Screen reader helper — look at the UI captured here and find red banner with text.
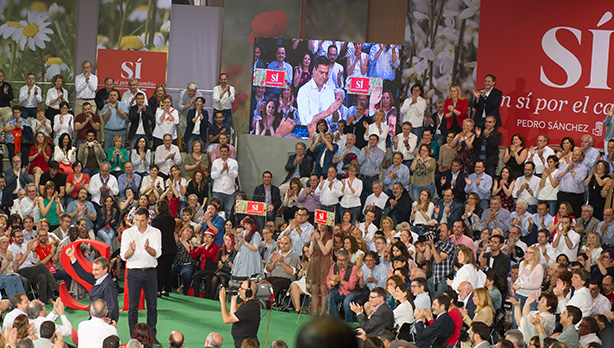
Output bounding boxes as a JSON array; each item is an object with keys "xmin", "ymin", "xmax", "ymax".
[
  {"xmin": 477, "ymin": 1, "xmax": 614, "ymax": 148},
  {"xmin": 96, "ymin": 49, "xmax": 168, "ymax": 98}
]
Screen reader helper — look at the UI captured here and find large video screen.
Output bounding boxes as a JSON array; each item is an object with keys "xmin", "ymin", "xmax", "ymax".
[{"xmin": 249, "ymin": 38, "xmax": 404, "ymax": 138}]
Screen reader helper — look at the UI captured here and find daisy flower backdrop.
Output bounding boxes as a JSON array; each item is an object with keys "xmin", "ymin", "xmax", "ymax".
[
  {"xmin": 97, "ymin": 0, "xmax": 171, "ymax": 52},
  {"xmin": 0, "ymin": 0, "xmax": 76, "ymax": 86}
]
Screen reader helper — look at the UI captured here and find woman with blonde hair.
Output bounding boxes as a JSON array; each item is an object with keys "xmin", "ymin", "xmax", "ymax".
[
  {"xmin": 443, "ymin": 85, "xmax": 468, "ymax": 135},
  {"xmin": 364, "ymin": 109, "xmax": 389, "ymax": 151},
  {"xmin": 380, "ymin": 216, "xmax": 395, "ymax": 242},
  {"xmin": 448, "ymin": 244, "xmax": 486, "ymax": 291},
  {"xmin": 107, "ymin": 134, "xmax": 129, "ymax": 178},
  {"xmin": 580, "ymin": 231, "xmax": 603, "ymax": 266},
  {"xmin": 460, "ymin": 287, "xmax": 495, "ymax": 326},
  {"xmin": 512, "ymin": 245, "xmax": 543, "ymax": 313}
]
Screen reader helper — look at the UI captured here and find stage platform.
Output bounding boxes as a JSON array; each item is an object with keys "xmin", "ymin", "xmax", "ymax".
[{"xmin": 61, "ymin": 292, "xmax": 308, "ymax": 348}]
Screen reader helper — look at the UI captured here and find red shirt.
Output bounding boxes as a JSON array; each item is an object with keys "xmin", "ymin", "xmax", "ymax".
[
  {"xmin": 75, "ymin": 113, "xmax": 101, "ymax": 141},
  {"xmin": 36, "ymin": 243, "xmax": 54, "ymax": 269},
  {"xmin": 447, "ymin": 307, "xmax": 463, "ymax": 345}
]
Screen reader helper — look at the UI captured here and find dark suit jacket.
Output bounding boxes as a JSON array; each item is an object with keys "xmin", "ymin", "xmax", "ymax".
[
  {"xmin": 473, "ymin": 88, "xmax": 503, "ymax": 127},
  {"xmin": 464, "ymin": 293, "xmax": 476, "ymax": 318},
  {"xmin": 283, "ymin": 153, "xmax": 314, "ymax": 183},
  {"xmin": 473, "ymin": 129, "xmax": 502, "ymax": 166},
  {"xmin": 482, "ymin": 251, "xmax": 511, "ymax": 283},
  {"xmin": 437, "ymin": 170, "xmax": 467, "ymax": 203},
  {"xmin": 127, "ymin": 104, "xmax": 154, "ymax": 140},
  {"xmin": 390, "ymin": 190, "xmax": 412, "ymax": 225},
  {"xmin": 185, "ymin": 107, "xmax": 209, "ymax": 141},
  {"xmin": 253, "ymin": 184, "xmax": 282, "ymax": 213},
  {"xmin": 4, "ymin": 168, "xmax": 32, "ymax": 198},
  {"xmin": 347, "ymin": 115, "xmax": 372, "ymax": 149},
  {"xmin": 415, "ymin": 312, "xmax": 455, "ymax": 348},
  {"xmin": 358, "ymin": 302, "xmax": 395, "ymax": 336},
  {"xmin": 0, "ymin": 188, "xmax": 13, "ymax": 214},
  {"xmin": 434, "ymin": 199, "xmax": 463, "ymax": 224},
  {"xmin": 72, "ymin": 260, "xmax": 119, "ymax": 322}
]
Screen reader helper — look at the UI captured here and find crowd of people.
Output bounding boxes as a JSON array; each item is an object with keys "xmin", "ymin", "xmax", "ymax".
[{"xmin": 1, "ymin": 52, "xmax": 614, "ymax": 348}]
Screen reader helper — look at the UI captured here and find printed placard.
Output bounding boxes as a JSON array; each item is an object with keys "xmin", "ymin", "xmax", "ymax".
[
  {"xmin": 314, "ymin": 209, "xmax": 335, "ymax": 226},
  {"xmin": 235, "ymin": 200, "xmax": 267, "ymax": 216},
  {"xmin": 346, "ymin": 77, "xmax": 382, "ymax": 95}
]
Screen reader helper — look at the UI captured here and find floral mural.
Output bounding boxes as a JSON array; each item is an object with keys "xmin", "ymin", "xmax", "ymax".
[
  {"xmin": 0, "ymin": 0, "xmax": 76, "ymax": 85},
  {"xmin": 97, "ymin": 0, "xmax": 171, "ymax": 52},
  {"xmin": 402, "ymin": 0, "xmax": 480, "ymax": 110}
]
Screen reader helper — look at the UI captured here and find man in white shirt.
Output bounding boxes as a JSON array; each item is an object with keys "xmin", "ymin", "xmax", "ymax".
[
  {"xmin": 3, "ymin": 293, "xmax": 29, "ymax": 331},
  {"xmin": 532, "ymin": 229, "xmax": 556, "ymax": 267},
  {"xmin": 578, "ymin": 317, "xmax": 602, "ymax": 348},
  {"xmin": 20, "ymin": 184, "xmax": 40, "ymax": 224},
  {"xmin": 26, "ymin": 298, "xmax": 72, "ymax": 338},
  {"xmin": 363, "ymin": 181, "xmax": 389, "ymax": 224},
  {"xmin": 77, "ymin": 299, "xmax": 118, "ymax": 348},
  {"xmin": 154, "ymin": 134, "xmax": 182, "ymax": 180},
  {"xmin": 552, "ymin": 216, "xmax": 581, "ymax": 262},
  {"xmin": 121, "ymin": 78, "xmax": 148, "ymax": 108},
  {"xmin": 527, "ymin": 134, "xmax": 555, "ymax": 176},
  {"xmin": 120, "ymin": 208, "xmax": 162, "ymax": 346},
  {"xmin": 393, "ymin": 122, "xmax": 418, "ymax": 166},
  {"xmin": 559, "ymin": 269, "xmax": 593, "ymax": 318},
  {"xmin": 513, "ymin": 162, "xmax": 541, "ymax": 213},
  {"xmin": 19, "ymin": 73, "xmax": 42, "ymax": 118},
  {"xmin": 88, "ymin": 162, "xmax": 119, "ymax": 208},
  {"xmin": 212, "ymin": 73, "xmax": 235, "ymax": 125},
  {"xmin": 326, "ymin": 45, "xmax": 344, "ymax": 88},
  {"xmin": 589, "ymin": 281, "xmax": 612, "ymax": 316},
  {"xmin": 9, "ymin": 230, "xmax": 59, "ymax": 304},
  {"xmin": 297, "ymin": 56, "xmax": 343, "ymax": 133},
  {"xmin": 358, "ymin": 210, "xmax": 378, "ymax": 250},
  {"xmin": 210, "ymin": 145, "xmax": 239, "ymax": 219},
  {"xmin": 314, "ymin": 166, "xmax": 342, "ymax": 211},
  {"xmin": 74, "ymin": 61, "xmax": 98, "ymax": 115}
]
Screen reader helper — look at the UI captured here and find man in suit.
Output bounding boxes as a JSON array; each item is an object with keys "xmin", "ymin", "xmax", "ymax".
[
  {"xmin": 473, "ymin": 115, "xmax": 502, "ymax": 178},
  {"xmin": 469, "ymin": 322, "xmax": 492, "ymax": 348},
  {"xmin": 65, "ymin": 244, "xmax": 119, "ymax": 323},
  {"xmin": 472, "ymin": 74, "xmax": 502, "ymax": 129},
  {"xmin": 350, "ymin": 287, "xmax": 394, "ymax": 337},
  {"xmin": 479, "ymin": 235, "xmax": 511, "ymax": 289},
  {"xmin": 127, "ymin": 92, "xmax": 154, "ymax": 149},
  {"xmin": 434, "ymin": 189, "xmax": 462, "ymax": 225},
  {"xmin": 437, "ymin": 159, "xmax": 467, "ymax": 204},
  {"xmin": 457, "ymin": 281, "xmax": 476, "ymax": 318},
  {"xmin": 4, "ymin": 155, "xmax": 31, "ymax": 200},
  {"xmin": 253, "ymin": 171, "xmax": 282, "ymax": 230},
  {"xmin": 279, "ymin": 142, "xmax": 313, "ymax": 198},
  {"xmin": 412, "ymin": 294, "xmax": 455, "ymax": 348},
  {"xmin": 0, "ymin": 174, "xmax": 13, "ymax": 214}
]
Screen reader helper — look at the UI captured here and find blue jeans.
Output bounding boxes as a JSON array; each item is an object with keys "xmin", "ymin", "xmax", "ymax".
[
  {"xmin": 97, "ymin": 227, "xmax": 116, "ymax": 248},
  {"xmin": 104, "ymin": 129, "xmax": 126, "ymax": 153},
  {"xmin": 326, "ymin": 289, "xmax": 356, "ymax": 323},
  {"xmin": 215, "ymin": 108, "xmax": 233, "ymax": 126},
  {"xmin": 546, "ymin": 200, "xmax": 557, "ymax": 216},
  {"xmin": 0, "ymin": 275, "xmax": 27, "ymax": 300},
  {"xmin": 21, "ymin": 107, "xmax": 37, "ymax": 118},
  {"xmin": 212, "ymin": 191, "xmax": 236, "ymax": 219},
  {"xmin": 428, "ymin": 276, "xmax": 448, "ymax": 297},
  {"xmin": 411, "ymin": 126, "xmax": 424, "ymax": 144},
  {"xmin": 171, "ymin": 264, "xmax": 195, "ymax": 295}
]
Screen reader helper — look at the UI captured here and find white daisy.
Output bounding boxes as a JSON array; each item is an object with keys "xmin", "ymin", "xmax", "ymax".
[
  {"xmin": 20, "ymin": 1, "xmax": 49, "ymax": 17},
  {"xmin": 0, "ymin": 21, "xmax": 24, "ymax": 40},
  {"xmin": 45, "ymin": 57, "xmax": 70, "ymax": 81},
  {"xmin": 128, "ymin": 4, "xmax": 148, "ymax": 22},
  {"xmin": 49, "ymin": 3, "xmax": 66, "ymax": 17},
  {"xmin": 15, "ymin": 11, "xmax": 54, "ymax": 51},
  {"xmin": 161, "ymin": 20, "xmax": 170, "ymax": 33}
]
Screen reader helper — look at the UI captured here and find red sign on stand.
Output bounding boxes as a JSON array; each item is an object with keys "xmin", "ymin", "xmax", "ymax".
[
  {"xmin": 235, "ymin": 200, "xmax": 267, "ymax": 216},
  {"xmin": 264, "ymin": 70, "xmax": 286, "ymax": 88},
  {"xmin": 314, "ymin": 209, "xmax": 334, "ymax": 226},
  {"xmin": 347, "ymin": 77, "xmax": 371, "ymax": 94},
  {"xmin": 96, "ymin": 49, "xmax": 167, "ymax": 98}
]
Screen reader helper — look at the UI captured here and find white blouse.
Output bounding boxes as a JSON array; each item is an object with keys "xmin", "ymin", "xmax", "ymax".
[
  {"xmin": 153, "ymin": 107, "xmax": 179, "ymax": 139},
  {"xmin": 53, "ymin": 113, "xmax": 74, "ymax": 144},
  {"xmin": 400, "ymin": 96, "xmax": 427, "ymax": 128},
  {"xmin": 339, "ymin": 177, "xmax": 363, "ymax": 208},
  {"xmin": 364, "ymin": 123, "xmax": 389, "ymax": 152},
  {"xmin": 411, "ymin": 201, "xmax": 434, "ymax": 225},
  {"xmin": 52, "ymin": 146, "xmax": 76, "ymax": 166},
  {"xmin": 45, "ymin": 87, "xmax": 69, "ymax": 110}
]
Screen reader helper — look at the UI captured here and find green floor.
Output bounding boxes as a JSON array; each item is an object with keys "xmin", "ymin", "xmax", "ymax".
[{"xmin": 59, "ymin": 293, "xmax": 310, "ymax": 348}]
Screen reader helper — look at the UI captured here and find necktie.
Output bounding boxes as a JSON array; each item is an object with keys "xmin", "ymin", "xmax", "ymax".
[{"xmin": 100, "ymin": 175, "xmax": 110, "ymax": 205}]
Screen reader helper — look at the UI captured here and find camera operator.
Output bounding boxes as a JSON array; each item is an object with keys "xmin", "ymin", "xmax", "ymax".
[
  {"xmin": 424, "ymin": 223, "xmax": 456, "ymax": 295},
  {"xmin": 219, "ymin": 280, "xmax": 260, "ymax": 348}
]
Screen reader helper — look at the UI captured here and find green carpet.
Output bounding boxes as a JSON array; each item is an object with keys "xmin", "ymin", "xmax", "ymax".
[{"xmin": 58, "ymin": 293, "xmax": 311, "ymax": 348}]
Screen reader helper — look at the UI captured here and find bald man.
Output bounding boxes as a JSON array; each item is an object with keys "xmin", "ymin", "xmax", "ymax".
[
  {"xmin": 204, "ymin": 332, "xmax": 223, "ymax": 348},
  {"xmin": 265, "ymin": 236, "xmax": 300, "ymax": 307}
]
